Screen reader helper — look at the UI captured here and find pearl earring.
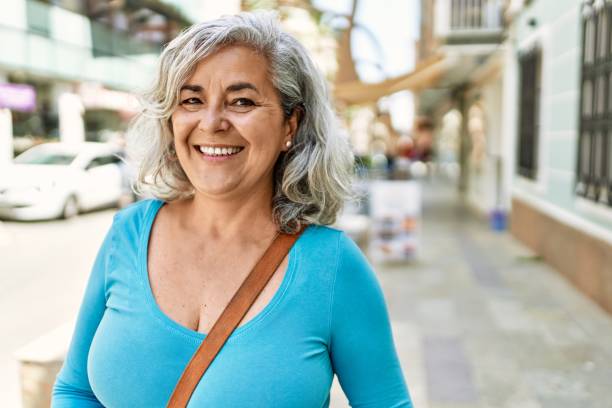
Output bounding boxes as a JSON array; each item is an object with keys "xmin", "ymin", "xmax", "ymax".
[{"xmin": 285, "ymin": 140, "xmax": 292, "ymax": 149}]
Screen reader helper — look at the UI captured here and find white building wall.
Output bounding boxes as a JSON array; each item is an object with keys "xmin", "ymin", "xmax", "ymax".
[
  {"xmin": 0, "ymin": 1, "xmax": 27, "ymax": 30},
  {"xmin": 501, "ymin": 25, "xmax": 519, "ymax": 215},
  {"xmin": 0, "ymin": 0, "xmax": 156, "ymax": 91},
  {"xmin": 0, "ymin": 109, "xmax": 12, "ymax": 167},
  {"xmin": 0, "ymin": 72, "xmax": 12, "ymax": 166},
  {"xmin": 466, "ymin": 76, "xmax": 505, "ymax": 215},
  {"xmin": 510, "ymin": 0, "xmax": 612, "ymax": 236}
]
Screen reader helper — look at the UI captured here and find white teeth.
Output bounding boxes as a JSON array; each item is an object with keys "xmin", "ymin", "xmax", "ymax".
[{"xmin": 197, "ymin": 145, "xmax": 242, "ymax": 156}]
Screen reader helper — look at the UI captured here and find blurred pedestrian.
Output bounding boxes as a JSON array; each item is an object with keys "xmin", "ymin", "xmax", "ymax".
[{"xmin": 51, "ymin": 11, "xmax": 412, "ymax": 408}]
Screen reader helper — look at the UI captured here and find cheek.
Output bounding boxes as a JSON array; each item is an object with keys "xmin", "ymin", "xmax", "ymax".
[
  {"xmin": 171, "ymin": 111, "xmax": 197, "ymax": 139},
  {"xmin": 231, "ymin": 113, "xmax": 285, "ymax": 149}
]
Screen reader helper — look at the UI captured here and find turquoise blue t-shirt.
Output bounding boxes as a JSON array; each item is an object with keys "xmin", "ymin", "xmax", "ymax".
[{"xmin": 51, "ymin": 199, "xmax": 412, "ymax": 407}]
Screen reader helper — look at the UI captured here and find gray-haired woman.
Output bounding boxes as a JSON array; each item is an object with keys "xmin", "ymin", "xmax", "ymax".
[{"xmin": 52, "ymin": 11, "xmax": 413, "ymax": 407}]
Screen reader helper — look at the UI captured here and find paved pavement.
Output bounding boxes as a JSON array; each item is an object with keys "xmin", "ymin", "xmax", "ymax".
[
  {"xmin": 339, "ymin": 179, "xmax": 612, "ymax": 408},
  {"xmin": 0, "ymin": 209, "xmax": 115, "ymax": 407},
  {"xmin": 2, "ymin": 180, "xmax": 612, "ymax": 407}
]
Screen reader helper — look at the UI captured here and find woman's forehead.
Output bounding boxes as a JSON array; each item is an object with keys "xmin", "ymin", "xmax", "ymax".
[{"xmin": 183, "ymin": 45, "xmax": 272, "ymax": 89}]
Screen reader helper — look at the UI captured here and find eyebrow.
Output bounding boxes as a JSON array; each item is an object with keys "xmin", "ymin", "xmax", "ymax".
[
  {"xmin": 180, "ymin": 84, "xmax": 203, "ymax": 92},
  {"xmin": 226, "ymin": 82, "xmax": 260, "ymax": 94},
  {"xmin": 180, "ymin": 82, "xmax": 260, "ymax": 94}
]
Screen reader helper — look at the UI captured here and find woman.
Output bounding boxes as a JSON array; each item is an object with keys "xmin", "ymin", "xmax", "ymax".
[{"xmin": 52, "ymin": 11, "xmax": 413, "ymax": 407}]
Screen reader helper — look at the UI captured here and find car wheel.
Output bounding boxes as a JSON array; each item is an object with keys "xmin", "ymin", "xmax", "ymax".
[{"xmin": 62, "ymin": 195, "xmax": 79, "ymax": 219}]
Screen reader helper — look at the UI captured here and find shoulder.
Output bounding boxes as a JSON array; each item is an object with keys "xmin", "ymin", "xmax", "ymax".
[
  {"xmin": 299, "ymin": 224, "xmax": 343, "ymax": 255},
  {"xmin": 100, "ymin": 198, "xmax": 163, "ymax": 270},
  {"xmin": 113, "ymin": 198, "xmax": 162, "ymax": 228},
  {"xmin": 300, "ymin": 224, "xmax": 369, "ymax": 270},
  {"xmin": 301, "ymin": 224, "xmax": 342, "ymax": 244},
  {"xmin": 110, "ymin": 198, "xmax": 163, "ymax": 242},
  {"xmin": 308, "ymin": 226, "xmax": 379, "ymax": 296},
  {"xmin": 327, "ymin": 226, "xmax": 388, "ymax": 332}
]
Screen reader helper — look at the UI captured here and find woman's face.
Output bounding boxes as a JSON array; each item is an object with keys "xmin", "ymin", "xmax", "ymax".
[{"xmin": 171, "ymin": 45, "xmax": 297, "ymax": 200}]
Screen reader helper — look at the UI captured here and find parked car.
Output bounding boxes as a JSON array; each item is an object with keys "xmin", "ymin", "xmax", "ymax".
[{"xmin": 0, "ymin": 142, "xmax": 129, "ymax": 221}]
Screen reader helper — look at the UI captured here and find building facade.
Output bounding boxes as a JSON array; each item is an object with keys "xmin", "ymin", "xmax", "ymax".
[
  {"xmin": 416, "ymin": 0, "xmax": 507, "ymax": 211},
  {"xmin": 417, "ymin": 0, "xmax": 612, "ymax": 314},
  {"xmin": 0, "ymin": 0, "xmax": 190, "ymax": 165},
  {"xmin": 508, "ymin": 0, "xmax": 612, "ymax": 313}
]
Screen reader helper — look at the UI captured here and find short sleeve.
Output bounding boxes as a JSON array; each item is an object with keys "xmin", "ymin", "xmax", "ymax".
[
  {"xmin": 329, "ymin": 233, "xmax": 413, "ymax": 408},
  {"xmin": 51, "ymin": 216, "xmax": 117, "ymax": 407}
]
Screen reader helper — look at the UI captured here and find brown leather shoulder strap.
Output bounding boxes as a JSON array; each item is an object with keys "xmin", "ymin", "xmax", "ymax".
[{"xmin": 166, "ymin": 226, "xmax": 306, "ymax": 408}]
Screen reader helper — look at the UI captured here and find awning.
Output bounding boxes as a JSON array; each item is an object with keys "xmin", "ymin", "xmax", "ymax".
[
  {"xmin": 333, "ymin": 54, "xmax": 452, "ymax": 105},
  {"xmin": 78, "ymin": 83, "xmax": 139, "ymax": 113}
]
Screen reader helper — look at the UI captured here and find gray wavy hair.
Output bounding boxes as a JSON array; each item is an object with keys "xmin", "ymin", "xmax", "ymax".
[{"xmin": 126, "ymin": 10, "xmax": 354, "ymax": 233}]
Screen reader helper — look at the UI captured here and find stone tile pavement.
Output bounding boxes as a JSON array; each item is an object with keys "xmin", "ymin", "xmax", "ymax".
[{"xmin": 331, "ymin": 180, "xmax": 612, "ymax": 408}]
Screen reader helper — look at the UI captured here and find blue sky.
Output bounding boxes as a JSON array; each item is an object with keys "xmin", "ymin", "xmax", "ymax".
[{"xmin": 313, "ymin": 0, "xmax": 421, "ymax": 131}]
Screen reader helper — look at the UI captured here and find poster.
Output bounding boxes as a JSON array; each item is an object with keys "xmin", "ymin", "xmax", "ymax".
[{"xmin": 369, "ymin": 180, "xmax": 421, "ymax": 262}]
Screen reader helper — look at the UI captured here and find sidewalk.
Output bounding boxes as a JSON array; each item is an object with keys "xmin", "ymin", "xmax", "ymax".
[
  {"xmin": 363, "ymin": 179, "xmax": 612, "ymax": 408},
  {"xmin": 0, "ymin": 220, "xmax": 9, "ymax": 247}
]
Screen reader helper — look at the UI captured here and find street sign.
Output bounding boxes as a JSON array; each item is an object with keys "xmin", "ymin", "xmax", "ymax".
[{"xmin": 0, "ymin": 83, "xmax": 36, "ymax": 112}]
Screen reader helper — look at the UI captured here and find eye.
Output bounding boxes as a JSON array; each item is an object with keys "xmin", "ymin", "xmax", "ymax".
[
  {"xmin": 181, "ymin": 97, "xmax": 202, "ymax": 105},
  {"xmin": 232, "ymin": 98, "xmax": 255, "ymax": 107}
]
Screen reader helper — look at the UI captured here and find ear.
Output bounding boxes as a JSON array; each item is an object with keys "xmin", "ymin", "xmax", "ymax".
[
  {"xmin": 168, "ymin": 116, "xmax": 174, "ymax": 134},
  {"xmin": 283, "ymin": 108, "xmax": 301, "ymax": 151}
]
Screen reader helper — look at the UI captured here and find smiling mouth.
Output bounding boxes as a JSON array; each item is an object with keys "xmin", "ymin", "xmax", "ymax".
[{"xmin": 194, "ymin": 145, "xmax": 245, "ymax": 157}]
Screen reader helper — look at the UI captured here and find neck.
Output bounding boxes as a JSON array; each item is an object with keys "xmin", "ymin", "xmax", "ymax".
[{"xmin": 179, "ymin": 182, "xmax": 278, "ymax": 245}]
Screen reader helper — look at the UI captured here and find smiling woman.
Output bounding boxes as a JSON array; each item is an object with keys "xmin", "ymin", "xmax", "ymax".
[
  {"xmin": 170, "ymin": 45, "xmax": 294, "ymax": 199},
  {"xmin": 127, "ymin": 11, "xmax": 352, "ymax": 233},
  {"xmin": 51, "ymin": 10, "xmax": 413, "ymax": 408}
]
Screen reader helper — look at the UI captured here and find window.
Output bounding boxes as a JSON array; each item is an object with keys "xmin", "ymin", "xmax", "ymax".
[
  {"xmin": 577, "ymin": 3, "xmax": 612, "ymax": 206},
  {"xmin": 26, "ymin": 0, "xmax": 51, "ymax": 38},
  {"xmin": 450, "ymin": 0, "xmax": 478, "ymax": 29},
  {"xmin": 86, "ymin": 154, "xmax": 121, "ymax": 170},
  {"xmin": 516, "ymin": 46, "xmax": 542, "ymax": 180},
  {"xmin": 14, "ymin": 151, "xmax": 76, "ymax": 166}
]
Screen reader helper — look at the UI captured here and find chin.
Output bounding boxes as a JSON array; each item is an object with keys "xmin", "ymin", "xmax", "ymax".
[{"xmin": 192, "ymin": 181, "xmax": 242, "ymax": 198}]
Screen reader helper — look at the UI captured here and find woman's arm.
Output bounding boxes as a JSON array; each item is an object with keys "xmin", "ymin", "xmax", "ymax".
[
  {"xmin": 51, "ymin": 217, "xmax": 116, "ymax": 407},
  {"xmin": 329, "ymin": 234, "xmax": 413, "ymax": 408}
]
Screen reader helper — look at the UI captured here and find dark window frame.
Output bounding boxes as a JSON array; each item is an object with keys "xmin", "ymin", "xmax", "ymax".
[
  {"xmin": 516, "ymin": 46, "xmax": 542, "ymax": 180},
  {"xmin": 577, "ymin": 4, "xmax": 612, "ymax": 207}
]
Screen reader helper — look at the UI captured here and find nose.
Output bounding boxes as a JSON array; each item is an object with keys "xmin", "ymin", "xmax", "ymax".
[{"xmin": 197, "ymin": 106, "xmax": 230, "ymax": 134}]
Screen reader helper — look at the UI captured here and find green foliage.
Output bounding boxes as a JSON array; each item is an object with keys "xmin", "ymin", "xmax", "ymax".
[{"xmin": 243, "ymin": 0, "xmax": 278, "ymax": 11}]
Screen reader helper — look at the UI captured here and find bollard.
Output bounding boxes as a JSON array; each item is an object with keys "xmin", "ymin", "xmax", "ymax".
[
  {"xmin": 13, "ymin": 322, "xmax": 73, "ymax": 408},
  {"xmin": 489, "ymin": 208, "xmax": 508, "ymax": 231}
]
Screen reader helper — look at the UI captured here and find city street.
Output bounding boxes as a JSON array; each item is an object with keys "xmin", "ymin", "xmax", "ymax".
[
  {"xmin": 2, "ymin": 1, "xmax": 612, "ymax": 407},
  {"xmin": 2, "ymin": 181, "xmax": 612, "ymax": 407}
]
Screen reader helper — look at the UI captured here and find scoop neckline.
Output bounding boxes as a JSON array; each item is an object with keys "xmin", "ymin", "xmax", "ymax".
[{"xmin": 138, "ymin": 199, "xmax": 302, "ymax": 344}]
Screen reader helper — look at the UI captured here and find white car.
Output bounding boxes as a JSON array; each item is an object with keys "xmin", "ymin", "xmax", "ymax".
[{"xmin": 0, "ymin": 142, "xmax": 127, "ymax": 221}]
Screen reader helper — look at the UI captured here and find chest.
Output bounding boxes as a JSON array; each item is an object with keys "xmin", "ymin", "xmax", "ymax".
[
  {"xmin": 89, "ymin": 311, "xmax": 333, "ymax": 408},
  {"xmin": 146, "ymin": 232, "xmax": 288, "ymax": 335}
]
